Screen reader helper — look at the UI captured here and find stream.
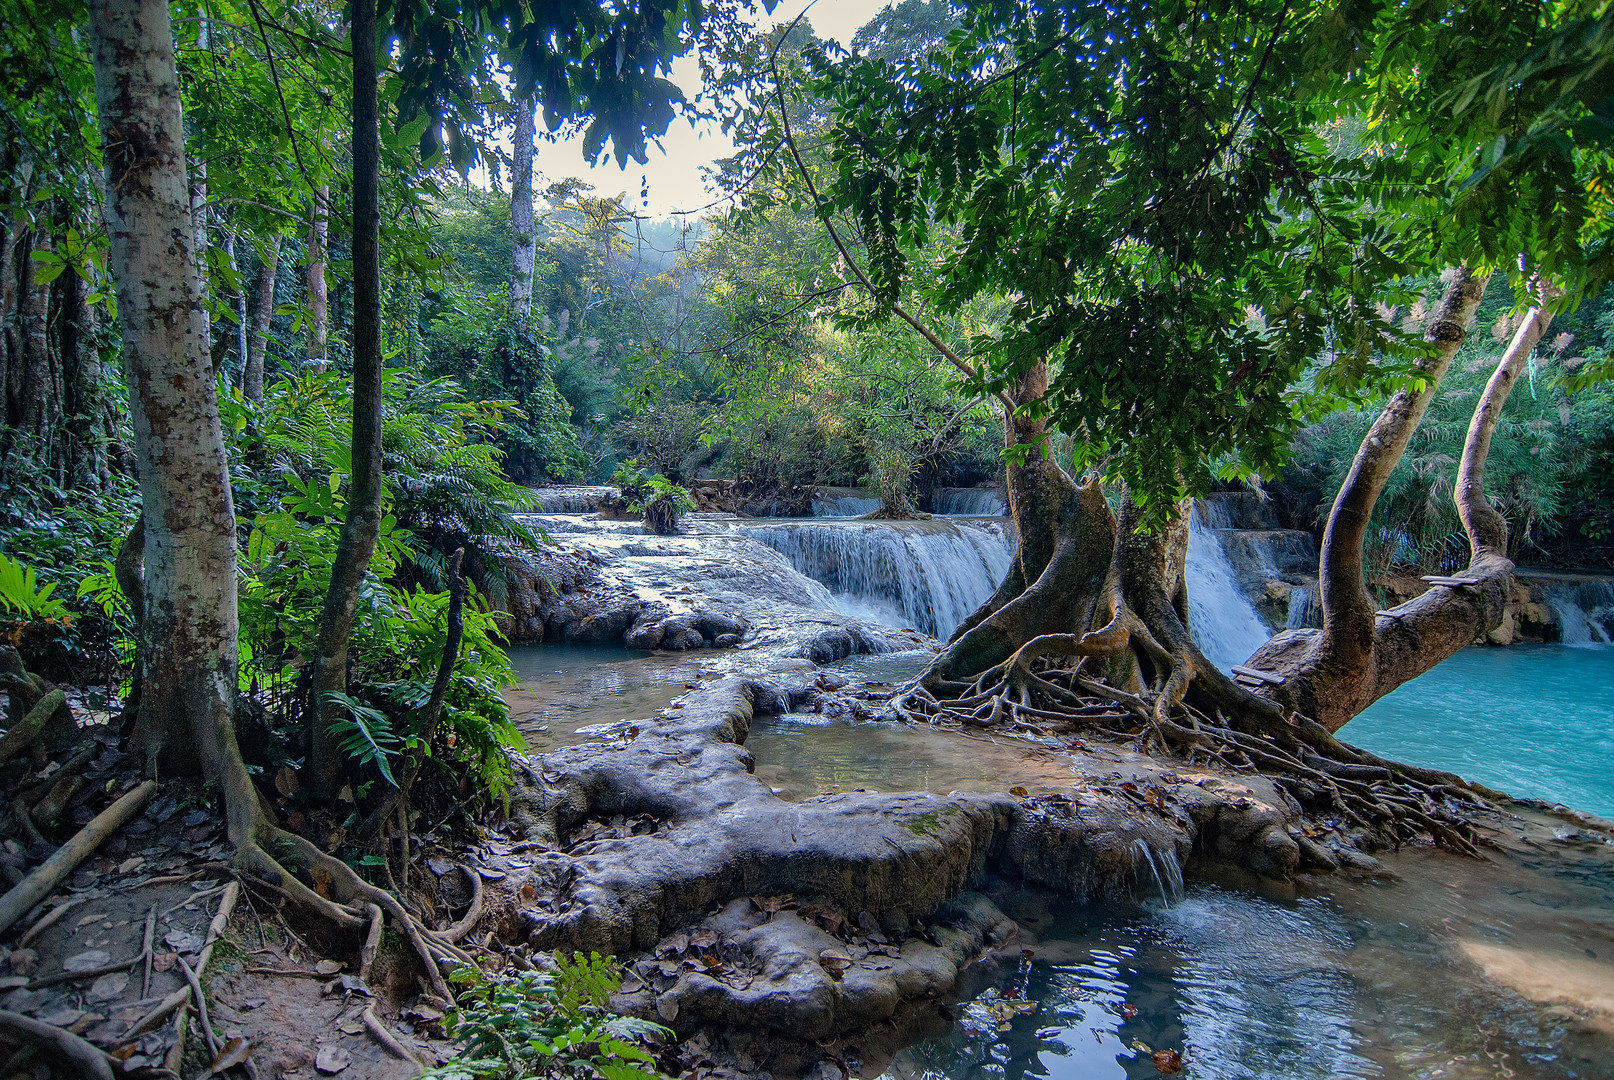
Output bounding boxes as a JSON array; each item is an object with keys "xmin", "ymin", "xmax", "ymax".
[{"xmin": 506, "ymin": 497, "xmax": 1614, "ymax": 1080}]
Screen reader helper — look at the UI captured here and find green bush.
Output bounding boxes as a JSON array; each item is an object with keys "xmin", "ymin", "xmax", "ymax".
[
  {"xmin": 610, "ymin": 463, "xmax": 695, "ymax": 535},
  {"xmin": 423, "ymin": 953, "xmax": 669, "ymax": 1080}
]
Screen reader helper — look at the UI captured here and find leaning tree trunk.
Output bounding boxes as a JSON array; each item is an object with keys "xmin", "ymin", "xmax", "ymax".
[
  {"xmin": 1248, "ymin": 269, "xmax": 1550, "ymax": 730},
  {"xmin": 510, "ymin": 97, "xmax": 537, "ymax": 318},
  {"xmin": 306, "ymin": 0, "xmax": 384, "ymax": 797},
  {"xmin": 243, "ymin": 234, "xmax": 281, "ymax": 406},
  {"xmin": 87, "ymin": 0, "xmax": 243, "ymax": 789}
]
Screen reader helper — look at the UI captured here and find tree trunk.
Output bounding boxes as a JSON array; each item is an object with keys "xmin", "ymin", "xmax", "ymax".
[
  {"xmin": 188, "ymin": 18, "xmax": 210, "ymax": 367},
  {"xmin": 510, "ymin": 98, "xmax": 537, "ymax": 317},
  {"xmin": 306, "ymin": 186, "xmax": 329, "ymax": 365},
  {"xmin": 1247, "ymin": 269, "xmax": 1542, "ymax": 730},
  {"xmin": 17, "ymin": 228, "xmax": 55, "ymax": 448},
  {"xmin": 84, "ymin": 0, "xmax": 468, "ymax": 958},
  {"xmin": 243, "ymin": 234, "xmax": 281, "ymax": 406},
  {"xmin": 306, "ymin": 0, "xmax": 383, "ymax": 796},
  {"xmin": 62, "ymin": 255, "xmax": 111, "ymax": 489},
  {"xmin": 87, "ymin": 0, "xmax": 243, "ymax": 792},
  {"xmin": 222, "ymin": 225, "xmax": 248, "ymax": 383},
  {"xmin": 1457, "ymin": 291, "xmax": 1554, "ymax": 560}
]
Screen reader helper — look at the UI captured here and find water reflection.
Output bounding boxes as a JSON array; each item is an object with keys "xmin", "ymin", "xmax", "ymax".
[
  {"xmin": 880, "ymin": 880, "xmax": 1612, "ymax": 1080},
  {"xmin": 503, "ymin": 644, "xmax": 704, "ymax": 751}
]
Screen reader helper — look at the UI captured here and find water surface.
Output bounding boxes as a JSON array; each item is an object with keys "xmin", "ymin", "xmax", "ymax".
[
  {"xmin": 504, "ymin": 644, "xmax": 704, "ymax": 751},
  {"xmin": 878, "ymin": 868, "xmax": 1613, "ymax": 1080},
  {"xmin": 1342, "ymin": 644, "xmax": 1614, "ymax": 818}
]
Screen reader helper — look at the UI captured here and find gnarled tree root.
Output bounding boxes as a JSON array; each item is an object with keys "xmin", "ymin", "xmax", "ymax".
[{"xmin": 891, "ymin": 623, "xmax": 1491, "ymax": 860}]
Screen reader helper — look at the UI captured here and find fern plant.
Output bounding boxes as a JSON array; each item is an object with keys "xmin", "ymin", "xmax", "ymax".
[
  {"xmin": 324, "ymin": 692, "xmax": 403, "ymax": 787},
  {"xmin": 422, "ymin": 954, "xmax": 668, "ymax": 1080},
  {"xmin": 0, "ymin": 552, "xmax": 70, "ymax": 620}
]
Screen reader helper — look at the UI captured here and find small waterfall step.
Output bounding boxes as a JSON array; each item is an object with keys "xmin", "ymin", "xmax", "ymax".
[
  {"xmin": 730, "ymin": 518, "xmax": 1015, "ymax": 640},
  {"xmin": 1199, "ymin": 491, "xmax": 1321, "ymax": 631}
]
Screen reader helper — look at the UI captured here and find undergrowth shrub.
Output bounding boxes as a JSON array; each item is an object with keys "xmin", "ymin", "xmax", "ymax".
[{"xmin": 423, "ymin": 953, "xmax": 669, "ymax": 1080}]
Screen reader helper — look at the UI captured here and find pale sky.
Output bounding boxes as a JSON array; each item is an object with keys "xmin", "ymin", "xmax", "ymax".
[{"xmin": 530, "ymin": 0, "xmax": 880, "ymax": 220}]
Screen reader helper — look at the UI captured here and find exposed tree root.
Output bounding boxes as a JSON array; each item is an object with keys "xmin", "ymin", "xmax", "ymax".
[{"xmin": 892, "ymin": 619, "xmax": 1493, "ymax": 860}]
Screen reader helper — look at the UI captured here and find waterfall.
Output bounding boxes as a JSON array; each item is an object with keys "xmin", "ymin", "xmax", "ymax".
[
  {"xmin": 931, "ymin": 487, "xmax": 1007, "ymax": 516},
  {"xmin": 529, "ymin": 486, "xmax": 618, "ymax": 513},
  {"xmin": 735, "ymin": 519, "xmax": 1014, "ymax": 639},
  {"xmin": 1285, "ymin": 585, "xmax": 1317, "ymax": 629},
  {"xmin": 811, "ymin": 488, "xmax": 883, "ymax": 517},
  {"xmin": 1545, "ymin": 581, "xmax": 1614, "ymax": 645},
  {"xmin": 1131, "ymin": 838, "xmax": 1186, "ymax": 907},
  {"xmin": 1185, "ymin": 509, "xmax": 1273, "ymax": 672}
]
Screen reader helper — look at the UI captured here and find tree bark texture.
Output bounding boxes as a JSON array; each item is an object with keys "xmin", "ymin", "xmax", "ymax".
[
  {"xmin": 307, "ymin": 0, "xmax": 383, "ymax": 795},
  {"xmin": 306, "ymin": 186, "xmax": 329, "ymax": 363},
  {"xmin": 1249, "ymin": 269, "xmax": 1539, "ymax": 730},
  {"xmin": 243, "ymin": 234, "xmax": 281, "ymax": 406},
  {"xmin": 222, "ymin": 225, "xmax": 249, "ymax": 382},
  {"xmin": 510, "ymin": 97, "xmax": 537, "ymax": 317},
  {"xmin": 88, "ymin": 0, "xmax": 248, "ymax": 798},
  {"xmin": 1457, "ymin": 292, "xmax": 1554, "ymax": 560}
]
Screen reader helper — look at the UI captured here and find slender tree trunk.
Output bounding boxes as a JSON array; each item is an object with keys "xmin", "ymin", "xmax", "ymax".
[
  {"xmin": 510, "ymin": 98, "xmax": 537, "ymax": 317},
  {"xmin": 243, "ymin": 234, "xmax": 280, "ymax": 406},
  {"xmin": 87, "ymin": 0, "xmax": 245, "ymax": 806},
  {"xmin": 1250, "ymin": 269, "xmax": 1547, "ymax": 729},
  {"xmin": 306, "ymin": 186, "xmax": 329, "ymax": 365},
  {"xmin": 1457, "ymin": 291, "xmax": 1554, "ymax": 560},
  {"xmin": 0, "ymin": 204, "xmax": 16, "ymax": 422},
  {"xmin": 222, "ymin": 225, "xmax": 248, "ymax": 383},
  {"xmin": 306, "ymin": 0, "xmax": 382, "ymax": 796},
  {"xmin": 17, "ymin": 227, "xmax": 55, "ymax": 448},
  {"xmin": 63, "ymin": 254, "xmax": 110, "ymax": 489}
]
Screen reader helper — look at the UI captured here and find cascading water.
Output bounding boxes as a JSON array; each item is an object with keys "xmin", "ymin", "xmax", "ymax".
[
  {"xmin": 1185, "ymin": 508, "xmax": 1273, "ymax": 672},
  {"xmin": 811, "ymin": 488, "xmax": 883, "ymax": 517},
  {"xmin": 529, "ymin": 485, "xmax": 618, "ymax": 513},
  {"xmin": 1544, "ymin": 581, "xmax": 1614, "ymax": 645},
  {"xmin": 931, "ymin": 487, "xmax": 1008, "ymax": 517},
  {"xmin": 734, "ymin": 519, "xmax": 1014, "ymax": 639},
  {"xmin": 1285, "ymin": 585, "xmax": 1317, "ymax": 629},
  {"xmin": 1130, "ymin": 838, "xmax": 1186, "ymax": 907}
]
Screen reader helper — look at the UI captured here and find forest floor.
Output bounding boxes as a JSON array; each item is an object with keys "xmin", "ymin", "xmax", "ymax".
[{"xmin": 0, "ymin": 719, "xmax": 453, "ymax": 1077}]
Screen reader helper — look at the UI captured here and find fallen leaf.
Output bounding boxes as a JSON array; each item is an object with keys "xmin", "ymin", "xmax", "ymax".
[
  {"xmin": 314, "ymin": 959, "xmax": 343, "ymax": 975},
  {"xmin": 656, "ymin": 933, "xmax": 690, "ymax": 957},
  {"xmin": 690, "ymin": 928, "xmax": 718, "ymax": 949},
  {"xmin": 274, "ymin": 767, "xmax": 299, "ymax": 797},
  {"xmin": 116, "ymin": 857, "xmax": 144, "ymax": 875},
  {"xmin": 88, "ymin": 972, "xmax": 129, "ymax": 1002},
  {"xmin": 1119, "ymin": 1003, "xmax": 1139, "ymax": 1020},
  {"xmin": 818, "ymin": 949, "xmax": 852, "ymax": 978},
  {"xmin": 427, "ymin": 857, "xmax": 452, "ymax": 876},
  {"xmin": 164, "ymin": 931, "xmax": 203, "ymax": 955},
  {"xmin": 152, "ymin": 952, "xmax": 178, "ymax": 972},
  {"xmin": 63, "ymin": 949, "xmax": 112, "ymax": 972},
  {"xmin": 1152, "ymin": 1049, "xmax": 1183, "ymax": 1074},
  {"xmin": 241, "ymin": 997, "xmax": 267, "ymax": 1011},
  {"xmin": 315, "ymin": 1045, "xmax": 351, "ymax": 1074},
  {"xmin": 201, "ymin": 1036, "xmax": 252, "ymax": 1077},
  {"xmin": 1010, "ymin": 786, "xmax": 1029, "ymax": 798}
]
